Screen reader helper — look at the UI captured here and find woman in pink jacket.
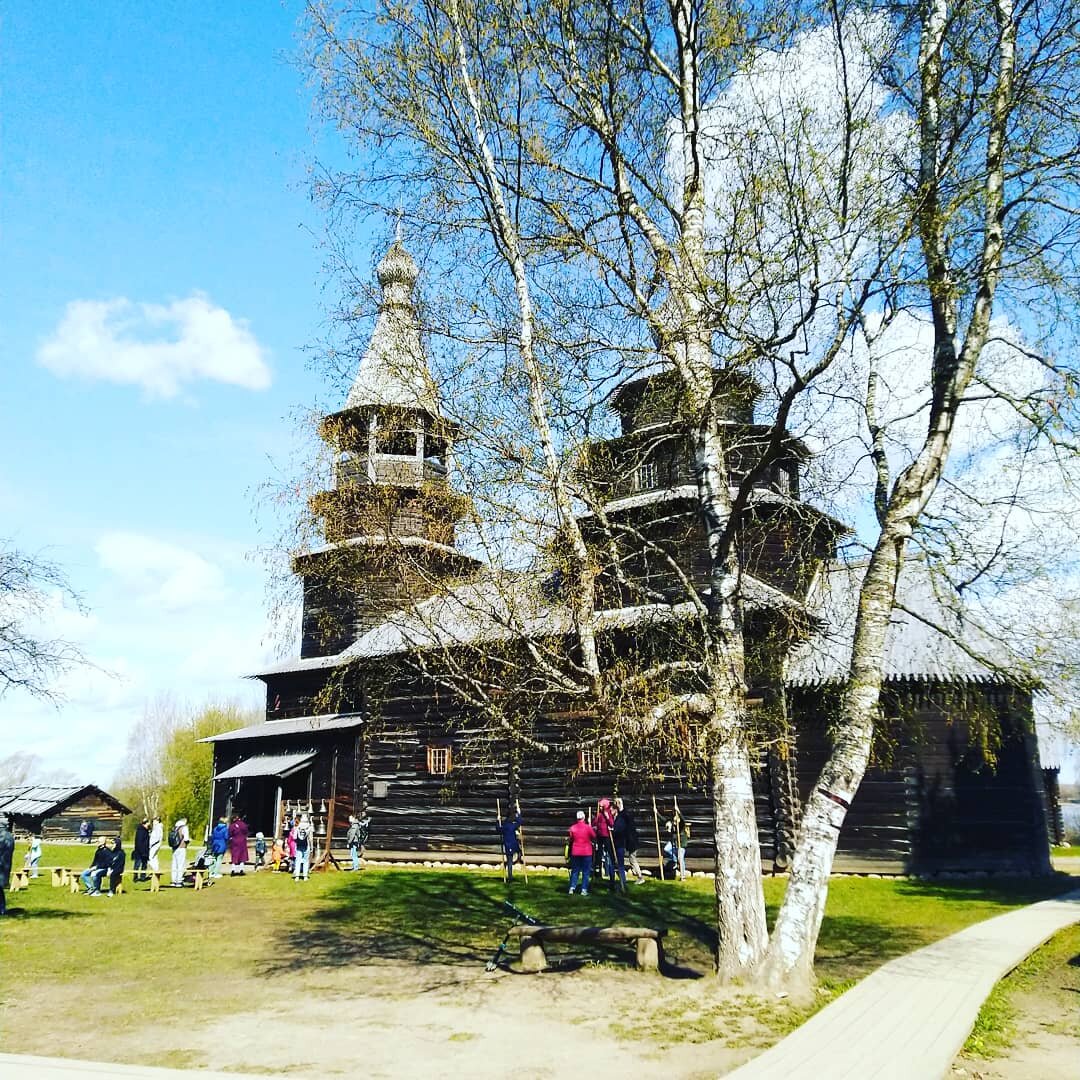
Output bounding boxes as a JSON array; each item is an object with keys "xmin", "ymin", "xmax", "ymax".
[{"xmin": 567, "ymin": 811, "xmax": 596, "ymax": 896}]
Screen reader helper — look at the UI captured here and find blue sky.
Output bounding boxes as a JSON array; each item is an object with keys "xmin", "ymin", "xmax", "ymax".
[{"xmin": 0, "ymin": 3, "xmax": 364, "ymax": 782}]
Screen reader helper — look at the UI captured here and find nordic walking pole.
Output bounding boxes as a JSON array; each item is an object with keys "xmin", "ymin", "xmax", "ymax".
[
  {"xmin": 496, "ymin": 798, "xmax": 507, "ymax": 883},
  {"xmin": 673, "ymin": 794, "xmax": 684, "ymax": 881},
  {"xmin": 651, "ymin": 794, "xmax": 665, "ymax": 881},
  {"xmin": 516, "ymin": 800, "xmax": 529, "ymax": 885}
]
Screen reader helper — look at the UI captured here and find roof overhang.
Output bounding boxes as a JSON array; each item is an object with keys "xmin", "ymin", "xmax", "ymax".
[{"xmin": 214, "ymin": 752, "xmax": 316, "ymax": 782}]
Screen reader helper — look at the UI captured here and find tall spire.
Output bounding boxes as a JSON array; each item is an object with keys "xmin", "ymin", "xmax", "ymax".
[{"xmin": 345, "ymin": 237, "xmax": 440, "ymax": 414}]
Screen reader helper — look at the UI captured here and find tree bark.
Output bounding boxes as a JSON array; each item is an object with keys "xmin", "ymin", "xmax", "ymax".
[{"xmin": 712, "ymin": 702, "xmax": 770, "ymax": 976}]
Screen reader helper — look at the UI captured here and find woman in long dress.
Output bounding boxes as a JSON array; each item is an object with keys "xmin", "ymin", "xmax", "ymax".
[{"xmin": 228, "ymin": 816, "xmax": 250, "ymax": 875}]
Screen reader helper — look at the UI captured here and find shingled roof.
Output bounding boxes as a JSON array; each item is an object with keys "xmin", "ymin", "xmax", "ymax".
[
  {"xmin": 0, "ymin": 784, "xmax": 131, "ymax": 819},
  {"xmin": 252, "ymin": 568, "xmax": 801, "ymax": 678},
  {"xmin": 343, "ymin": 240, "xmax": 441, "ymax": 415},
  {"xmin": 785, "ymin": 559, "xmax": 1019, "ymax": 687}
]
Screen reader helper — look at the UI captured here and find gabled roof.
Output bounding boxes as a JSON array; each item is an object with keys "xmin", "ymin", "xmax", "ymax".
[
  {"xmin": 251, "ymin": 569, "xmax": 801, "ymax": 678},
  {"xmin": 785, "ymin": 560, "xmax": 1020, "ymax": 687},
  {"xmin": 0, "ymin": 784, "xmax": 131, "ymax": 819}
]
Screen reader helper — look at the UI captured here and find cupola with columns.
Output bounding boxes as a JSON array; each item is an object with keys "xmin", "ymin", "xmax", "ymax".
[{"xmin": 297, "ymin": 238, "xmax": 479, "ymax": 658}]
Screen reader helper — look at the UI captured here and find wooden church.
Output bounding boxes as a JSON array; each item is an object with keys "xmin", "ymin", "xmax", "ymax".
[{"xmin": 207, "ymin": 241, "xmax": 1056, "ymax": 876}]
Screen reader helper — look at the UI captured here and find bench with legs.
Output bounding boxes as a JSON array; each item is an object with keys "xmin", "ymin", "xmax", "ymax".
[
  {"xmin": 69, "ymin": 869, "xmax": 165, "ymax": 894},
  {"xmin": 505, "ymin": 924, "xmax": 663, "ymax": 972}
]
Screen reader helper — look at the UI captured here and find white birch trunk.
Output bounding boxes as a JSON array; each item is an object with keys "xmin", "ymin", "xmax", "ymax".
[
  {"xmin": 759, "ymin": 540, "xmax": 900, "ymax": 988},
  {"xmin": 760, "ymin": 0, "xmax": 1016, "ymax": 989},
  {"xmin": 712, "ymin": 698, "xmax": 770, "ymax": 976}
]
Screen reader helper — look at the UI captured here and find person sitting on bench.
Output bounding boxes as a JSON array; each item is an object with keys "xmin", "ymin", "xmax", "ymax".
[
  {"xmin": 80, "ymin": 838, "xmax": 113, "ymax": 895},
  {"xmin": 103, "ymin": 837, "xmax": 126, "ymax": 896}
]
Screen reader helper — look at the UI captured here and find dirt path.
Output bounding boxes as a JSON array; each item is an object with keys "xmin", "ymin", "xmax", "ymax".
[{"xmin": 104, "ymin": 963, "xmax": 774, "ymax": 1078}]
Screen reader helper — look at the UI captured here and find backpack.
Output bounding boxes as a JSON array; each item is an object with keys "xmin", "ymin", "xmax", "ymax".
[{"xmin": 168, "ymin": 826, "xmax": 182, "ymax": 850}]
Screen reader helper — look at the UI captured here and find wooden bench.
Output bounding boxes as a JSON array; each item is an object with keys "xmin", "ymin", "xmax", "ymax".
[
  {"xmin": 10, "ymin": 868, "xmax": 30, "ymax": 890},
  {"xmin": 69, "ymin": 869, "xmax": 164, "ymax": 894},
  {"xmin": 506, "ymin": 924, "xmax": 663, "ymax": 972}
]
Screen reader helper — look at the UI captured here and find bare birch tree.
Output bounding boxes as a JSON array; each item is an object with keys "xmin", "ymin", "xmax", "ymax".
[
  {"xmin": 0, "ymin": 542, "xmax": 85, "ymax": 701},
  {"xmin": 761, "ymin": 0, "xmax": 1080, "ymax": 986},
  {"xmin": 302, "ymin": 0, "xmax": 1080, "ymax": 988}
]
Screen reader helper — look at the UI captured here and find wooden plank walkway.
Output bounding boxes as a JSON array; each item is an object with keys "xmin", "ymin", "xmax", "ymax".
[{"xmin": 730, "ymin": 887, "xmax": 1080, "ymax": 1079}]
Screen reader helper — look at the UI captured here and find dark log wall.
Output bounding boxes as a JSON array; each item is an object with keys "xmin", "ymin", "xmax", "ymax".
[
  {"xmin": 1043, "ymin": 768, "xmax": 1064, "ymax": 847},
  {"xmin": 789, "ymin": 684, "xmax": 1051, "ymax": 874},
  {"xmin": 236, "ymin": 677, "xmax": 1049, "ymax": 873}
]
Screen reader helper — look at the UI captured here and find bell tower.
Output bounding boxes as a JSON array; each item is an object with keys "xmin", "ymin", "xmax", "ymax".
[{"xmin": 297, "ymin": 239, "xmax": 479, "ymax": 658}]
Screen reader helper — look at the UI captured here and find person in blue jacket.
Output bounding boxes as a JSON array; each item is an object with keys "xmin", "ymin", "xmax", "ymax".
[
  {"xmin": 496, "ymin": 802, "xmax": 523, "ymax": 882},
  {"xmin": 208, "ymin": 816, "xmax": 229, "ymax": 879}
]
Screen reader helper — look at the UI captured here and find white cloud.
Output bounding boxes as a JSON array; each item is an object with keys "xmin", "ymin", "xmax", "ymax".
[
  {"xmin": 96, "ymin": 531, "xmax": 226, "ymax": 612},
  {"xmin": 37, "ymin": 293, "xmax": 272, "ymax": 398}
]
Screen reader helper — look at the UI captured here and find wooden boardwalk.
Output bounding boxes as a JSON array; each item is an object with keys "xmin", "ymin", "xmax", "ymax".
[{"xmin": 730, "ymin": 887, "xmax": 1080, "ymax": 1079}]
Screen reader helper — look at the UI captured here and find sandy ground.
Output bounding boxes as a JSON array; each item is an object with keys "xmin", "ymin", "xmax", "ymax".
[
  {"xmin": 951, "ymin": 1031, "xmax": 1079, "ymax": 1079},
  {"xmin": 90, "ymin": 961, "xmax": 780, "ymax": 1079}
]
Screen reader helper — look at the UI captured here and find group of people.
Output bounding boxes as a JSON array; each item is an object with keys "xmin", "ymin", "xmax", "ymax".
[
  {"xmin": 495, "ymin": 797, "xmax": 692, "ymax": 896},
  {"xmin": 565, "ymin": 797, "xmax": 650, "ymax": 895}
]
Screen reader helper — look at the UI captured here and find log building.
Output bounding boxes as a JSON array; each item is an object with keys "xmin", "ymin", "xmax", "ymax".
[
  {"xmin": 207, "ymin": 241, "xmax": 1055, "ymax": 876},
  {"xmin": 0, "ymin": 784, "xmax": 131, "ymax": 839}
]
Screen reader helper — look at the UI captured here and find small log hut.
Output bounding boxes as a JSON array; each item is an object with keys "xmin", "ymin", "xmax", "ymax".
[
  {"xmin": 208, "ymin": 240, "xmax": 1056, "ymax": 876},
  {"xmin": 0, "ymin": 784, "xmax": 131, "ymax": 839}
]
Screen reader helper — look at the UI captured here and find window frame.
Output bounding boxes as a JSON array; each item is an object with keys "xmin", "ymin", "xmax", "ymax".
[
  {"xmin": 426, "ymin": 745, "xmax": 452, "ymax": 776},
  {"xmin": 578, "ymin": 747, "xmax": 603, "ymax": 774}
]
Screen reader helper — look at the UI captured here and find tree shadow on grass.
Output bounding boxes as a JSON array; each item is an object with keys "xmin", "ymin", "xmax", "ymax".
[
  {"xmin": 257, "ymin": 872, "xmax": 718, "ymax": 981},
  {"xmin": 897, "ymin": 874, "xmax": 1079, "ymax": 906},
  {"xmin": 2, "ymin": 907, "xmax": 92, "ymax": 922}
]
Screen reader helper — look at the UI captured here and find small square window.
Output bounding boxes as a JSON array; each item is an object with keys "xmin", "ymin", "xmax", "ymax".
[
  {"xmin": 579, "ymin": 748, "xmax": 603, "ymax": 773},
  {"xmin": 427, "ymin": 746, "xmax": 452, "ymax": 775},
  {"xmin": 635, "ymin": 459, "xmax": 658, "ymax": 491}
]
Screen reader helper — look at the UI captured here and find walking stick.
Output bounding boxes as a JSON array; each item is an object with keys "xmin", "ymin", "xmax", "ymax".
[
  {"xmin": 673, "ymin": 794, "xmax": 684, "ymax": 881},
  {"xmin": 515, "ymin": 800, "xmax": 529, "ymax": 885},
  {"xmin": 651, "ymin": 794, "xmax": 665, "ymax": 880},
  {"xmin": 496, "ymin": 798, "xmax": 507, "ymax": 883}
]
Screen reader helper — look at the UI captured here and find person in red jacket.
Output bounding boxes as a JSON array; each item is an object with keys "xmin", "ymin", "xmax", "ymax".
[
  {"xmin": 594, "ymin": 797, "xmax": 616, "ymax": 887},
  {"xmin": 567, "ymin": 811, "xmax": 596, "ymax": 896}
]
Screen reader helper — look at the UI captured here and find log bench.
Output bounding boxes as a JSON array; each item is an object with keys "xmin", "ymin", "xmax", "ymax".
[{"xmin": 506, "ymin": 924, "xmax": 663, "ymax": 972}]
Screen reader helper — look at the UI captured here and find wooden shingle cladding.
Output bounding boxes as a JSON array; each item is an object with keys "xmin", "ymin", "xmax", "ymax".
[{"xmin": 0, "ymin": 785, "xmax": 131, "ymax": 839}]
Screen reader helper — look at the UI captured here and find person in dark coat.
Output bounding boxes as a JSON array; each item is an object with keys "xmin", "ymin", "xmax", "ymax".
[
  {"xmin": 614, "ymin": 797, "xmax": 646, "ymax": 884},
  {"xmin": 228, "ymin": 816, "xmax": 250, "ymax": 875},
  {"xmin": 105, "ymin": 837, "xmax": 126, "ymax": 896},
  {"xmin": 132, "ymin": 819, "xmax": 151, "ymax": 882},
  {"xmin": 80, "ymin": 838, "xmax": 113, "ymax": 895},
  {"xmin": 609, "ymin": 803, "xmax": 631, "ymax": 892},
  {"xmin": 0, "ymin": 814, "xmax": 15, "ymax": 916},
  {"xmin": 496, "ymin": 803, "xmax": 523, "ymax": 881}
]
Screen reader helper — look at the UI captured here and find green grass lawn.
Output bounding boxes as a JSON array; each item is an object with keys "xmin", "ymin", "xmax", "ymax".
[
  {"xmin": 1052, "ymin": 844, "xmax": 1080, "ymax": 857},
  {"xmin": 1, "ymin": 844, "xmax": 1076, "ymax": 1065}
]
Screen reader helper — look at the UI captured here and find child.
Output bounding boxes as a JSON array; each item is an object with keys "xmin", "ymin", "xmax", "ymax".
[
  {"xmin": 254, "ymin": 832, "xmax": 268, "ymax": 870},
  {"xmin": 270, "ymin": 837, "xmax": 285, "ymax": 870},
  {"xmin": 24, "ymin": 834, "xmax": 42, "ymax": 878}
]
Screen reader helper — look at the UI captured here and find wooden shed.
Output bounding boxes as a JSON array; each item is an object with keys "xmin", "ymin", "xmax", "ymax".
[{"xmin": 0, "ymin": 784, "xmax": 131, "ymax": 839}]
